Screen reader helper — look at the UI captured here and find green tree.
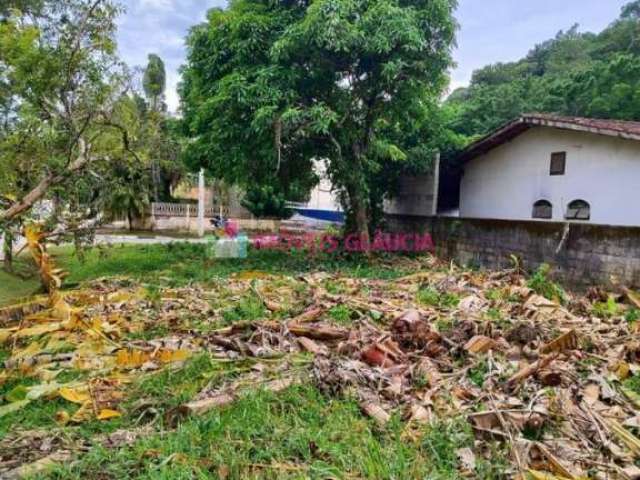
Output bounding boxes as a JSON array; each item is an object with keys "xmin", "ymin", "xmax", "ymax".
[
  {"xmin": 0, "ymin": 0, "xmax": 146, "ymax": 276},
  {"xmin": 143, "ymin": 53, "xmax": 166, "ymax": 112},
  {"xmin": 0, "ymin": 0, "xmax": 136, "ymax": 225},
  {"xmin": 181, "ymin": 0, "xmax": 457, "ymax": 239},
  {"xmin": 141, "ymin": 54, "xmax": 182, "ymax": 201},
  {"xmin": 444, "ymin": 1, "xmax": 640, "ymax": 148}
]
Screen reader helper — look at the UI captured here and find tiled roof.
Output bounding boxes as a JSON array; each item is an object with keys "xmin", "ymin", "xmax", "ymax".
[{"xmin": 457, "ymin": 114, "xmax": 640, "ymax": 164}]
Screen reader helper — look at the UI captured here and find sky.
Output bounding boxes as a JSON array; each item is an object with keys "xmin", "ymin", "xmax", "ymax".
[{"xmin": 116, "ymin": 0, "xmax": 631, "ymax": 113}]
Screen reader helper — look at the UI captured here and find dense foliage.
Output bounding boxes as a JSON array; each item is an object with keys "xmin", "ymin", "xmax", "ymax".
[
  {"xmin": 445, "ymin": 1, "xmax": 640, "ymax": 142},
  {"xmin": 180, "ymin": 0, "xmax": 457, "ymax": 233},
  {"xmin": 241, "ymin": 185, "xmax": 292, "ymax": 219},
  {"xmin": 0, "ymin": 1, "xmax": 183, "ymax": 272}
]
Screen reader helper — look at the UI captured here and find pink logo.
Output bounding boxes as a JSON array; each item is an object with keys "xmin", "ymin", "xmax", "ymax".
[{"xmin": 252, "ymin": 231, "xmax": 434, "ymax": 254}]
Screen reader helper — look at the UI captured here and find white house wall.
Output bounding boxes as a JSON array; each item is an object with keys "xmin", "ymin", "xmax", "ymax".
[
  {"xmin": 459, "ymin": 127, "xmax": 640, "ymax": 227},
  {"xmin": 384, "ymin": 155, "xmax": 440, "ymax": 217},
  {"xmin": 305, "ymin": 175, "xmax": 341, "ymax": 212}
]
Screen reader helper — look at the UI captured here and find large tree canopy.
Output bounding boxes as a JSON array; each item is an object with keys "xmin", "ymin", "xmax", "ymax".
[
  {"xmin": 0, "ymin": 0, "xmax": 135, "ymax": 224},
  {"xmin": 181, "ymin": 0, "xmax": 457, "ymax": 235},
  {"xmin": 445, "ymin": 1, "xmax": 640, "ymax": 143}
]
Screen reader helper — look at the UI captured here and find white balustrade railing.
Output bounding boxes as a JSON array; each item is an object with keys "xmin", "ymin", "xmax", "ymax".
[{"xmin": 151, "ymin": 202, "xmax": 229, "ymax": 218}]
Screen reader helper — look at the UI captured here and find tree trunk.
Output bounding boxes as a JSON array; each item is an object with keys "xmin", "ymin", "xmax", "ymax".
[
  {"xmin": 0, "ymin": 139, "xmax": 89, "ymax": 223},
  {"xmin": 353, "ymin": 193, "xmax": 369, "ymax": 248},
  {"xmin": 346, "ymin": 147, "xmax": 370, "ymax": 250},
  {"xmin": 346, "ymin": 183, "xmax": 370, "ymax": 251},
  {"xmin": 3, "ymin": 229, "xmax": 13, "ymax": 273},
  {"xmin": 127, "ymin": 209, "xmax": 134, "ymax": 231}
]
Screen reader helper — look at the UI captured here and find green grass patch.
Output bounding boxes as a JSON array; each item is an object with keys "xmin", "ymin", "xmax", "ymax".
[
  {"xmin": 0, "ymin": 269, "xmax": 41, "ymax": 307},
  {"xmin": 327, "ymin": 305, "xmax": 356, "ymax": 325},
  {"xmin": 48, "ymin": 384, "xmax": 503, "ymax": 479},
  {"xmin": 222, "ymin": 294, "xmax": 267, "ymax": 325},
  {"xmin": 527, "ymin": 264, "xmax": 566, "ymax": 304},
  {"xmin": 592, "ymin": 296, "xmax": 620, "ymax": 319},
  {"xmin": 468, "ymin": 359, "xmax": 489, "ymax": 388},
  {"xmin": 1, "ymin": 244, "xmax": 426, "ymax": 306},
  {"xmin": 417, "ymin": 287, "xmax": 460, "ymax": 309},
  {"xmin": 626, "ymin": 308, "xmax": 640, "ymax": 324}
]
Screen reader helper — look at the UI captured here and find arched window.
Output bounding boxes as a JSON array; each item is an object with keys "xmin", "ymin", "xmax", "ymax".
[
  {"xmin": 566, "ymin": 200, "xmax": 590, "ymax": 220},
  {"xmin": 532, "ymin": 200, "xmax": 552, "ymax": 219}
]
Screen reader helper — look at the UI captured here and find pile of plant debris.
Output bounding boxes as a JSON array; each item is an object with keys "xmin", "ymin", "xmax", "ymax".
[{"xmin": 2, "ymin": 257, "xmax": 640, "ymax": 479}]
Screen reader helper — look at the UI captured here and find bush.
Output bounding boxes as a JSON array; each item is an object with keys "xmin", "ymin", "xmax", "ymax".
[
  {"xmin": 527, "ymin": 264, "xmax": 566, "ymax": 304},
  {"xmin": 241, "ymin": 185, "xmax": 293, "ymax": 219}
]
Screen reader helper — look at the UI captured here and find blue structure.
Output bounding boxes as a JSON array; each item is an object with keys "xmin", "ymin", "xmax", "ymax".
[{"xmin": 294, "ymin": 208, "xmax": 344, "ymax": 223}]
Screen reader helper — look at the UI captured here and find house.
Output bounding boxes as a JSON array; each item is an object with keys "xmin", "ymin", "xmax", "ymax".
[
  {"xmin": 456, "ymin": 114, "xmax": 640, "ymax": 227},
  {"xmin": 289, "ymin": 160, "xmax": 344, "ymax": 223}
]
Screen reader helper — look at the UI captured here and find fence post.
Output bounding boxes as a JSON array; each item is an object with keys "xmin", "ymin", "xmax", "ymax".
[{"xmin": 198, "ymin": 169, "xmax": 205, "ymax": 237}]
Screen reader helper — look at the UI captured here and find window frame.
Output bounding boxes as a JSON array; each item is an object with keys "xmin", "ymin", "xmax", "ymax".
[
  {"xmin": 550, "ymin": 152, "xmax": 566, "ymax": 176},
  {"xmin": 565, "ymin": 199, "xmax": 590, "ymax": 221},
  {"xmin": 532, "ymin": 200, "xmax": 553, "ymax": 220}
]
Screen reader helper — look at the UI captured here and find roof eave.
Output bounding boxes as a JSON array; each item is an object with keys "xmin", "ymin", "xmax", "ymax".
[{"xmin": 457, "ymin": 115, "xmax": 640, "ymax": 165}]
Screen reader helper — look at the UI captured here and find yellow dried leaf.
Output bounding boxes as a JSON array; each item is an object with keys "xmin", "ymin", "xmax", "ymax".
[
  {"xmin": 234, "ymin": 270, "xmax": 271, "ymax": 280},
  {"xmin": 59, "ymin": 386, "xmax": 90, "ymax": 404},
  {"xmin": 116, "ymin": 349, "xmax": 151, "ymax": 368},
  {"xmin": 0, "ymin": 328, "xmax": 17, "ymax": 344},
  {"xmin": 157, "ymin": 349, "xmax": 190, "ymax": 364},
  {"xmin": 527, "ymin": 470, "xmax": 574, "ymax": 480},
  {"xmin": 51, "ymin": 298, "xmax": 72, "ymax": 322},
  {"xmin": 97, "ymin": 409, "xmax": 122, "ymax": 420},
  {"xmin": 15, "ymin": 322, "xmax": 62, "ymax": 338},
  {"xmin": 614, "ymin": 361, "xmax": 631, "ymax": 381},
  {"xmin": 606, "ymin": 418, "xmax": 640, "ymax": 457},
  {"xmin": 70, "ymin": 400, "xmax": 94, "ymax": 423},
  {"xmin": 11, "ymin": 340, "xmax": 43, "ymax": 361},
  {"xmin": 540, "ymin": 330, "xmax": 578, "ymax": 354}
]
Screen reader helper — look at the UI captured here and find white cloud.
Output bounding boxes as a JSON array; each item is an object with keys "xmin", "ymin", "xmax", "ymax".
[{"xmin": 137, "ymin": 0, "xmax": 175, "ymax": 10}]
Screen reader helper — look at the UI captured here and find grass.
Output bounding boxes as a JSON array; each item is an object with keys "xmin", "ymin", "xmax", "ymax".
[
  {"xmin": 0, "ymin": 269, "xmax": 40, "ymax": 306},
  {"xmin": 47, "ymin": 384, "xmax": 504, "ymax": 480},
  {"xmin": 416, "ymin": 286, "xmax": 460, "ymax": 309},
  {"xmin": 527, "ymin": 263, "xmax": 566, "ymax": 304},
  {"xmin": 0, "ymin": 243, "xmax": 514, "ymax": 478},
  {"xmin": 0, "ymin": 243, "xmax": 419, "ymax": 307}
]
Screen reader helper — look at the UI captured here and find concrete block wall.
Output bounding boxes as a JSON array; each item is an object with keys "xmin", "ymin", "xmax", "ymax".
[{"xmin": 386, "ymin": 215, "xmax": 640, "ymax": 288}]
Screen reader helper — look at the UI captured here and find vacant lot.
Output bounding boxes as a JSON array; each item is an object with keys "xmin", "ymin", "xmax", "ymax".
[{"xmin": 1, "ymin": 244, "xmax": 640, "ymax": 479}]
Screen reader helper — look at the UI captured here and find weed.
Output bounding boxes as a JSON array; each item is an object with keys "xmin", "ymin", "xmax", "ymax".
[
  {"xmin": 468, "ymin": 359, "xmax": 489, "ymax": 387},
  {"xmin": 527, "ymin": 264, "xmax": 566, "ymax": 304},
  {"xmin": 413, "ymin": 373, "xmax": 429, "ymax": 390},
  {"xmin": 417, "ymin": 287, "xmax": 440, "ymax": 306},
  {"xmin": 325, "ymin": 280, "xmax": 346, "ymax": 295},
  {"xmin": 485, "ymin": 288, "xmax": 501, "ymax": 302},
  {"xmin": 328, "ymin": 305, "xmax": 355, "ymax": 325},
  {"xmin": 624, "ymin": 374, "xmax": 640, "ymax": 395},
  {"xmin": 626, "ymin": 308, "xmax": 640, "ymax": 324},
  {"xmin": 440, "ymin": 292, "xmax": 460, "ymax": 309},
  {"xmin": 221, "ymin": 294, "xmax": 266, "ymax": 324},
  {"xmin": 417, "ymin": 287, "xmax": 460, "ymax": 309},
  {"xmin": 436, "ymin": 317, "xmax": 454, "ymax": 333},
  {"xmin": 592, "ymin": 296, "xmax": 620, "ymax": 319}
]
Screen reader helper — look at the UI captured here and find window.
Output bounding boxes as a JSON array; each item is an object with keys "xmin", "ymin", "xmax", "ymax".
[
  {"xmin": 566, "ymin": 200, "xmax": 590, "ymax": 221},
  {"xmin": 532, "ymin": 200, "xmax": 553, "ymax": 219},
  {"xmin": 550, "ymin": 152, "xmax": 566, "ymax": 175}
]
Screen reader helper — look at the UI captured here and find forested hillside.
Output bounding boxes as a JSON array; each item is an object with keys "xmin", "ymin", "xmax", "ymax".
[{"xmin": 445, "ymin": 0, "xmax": 640, "ymax": 143}]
